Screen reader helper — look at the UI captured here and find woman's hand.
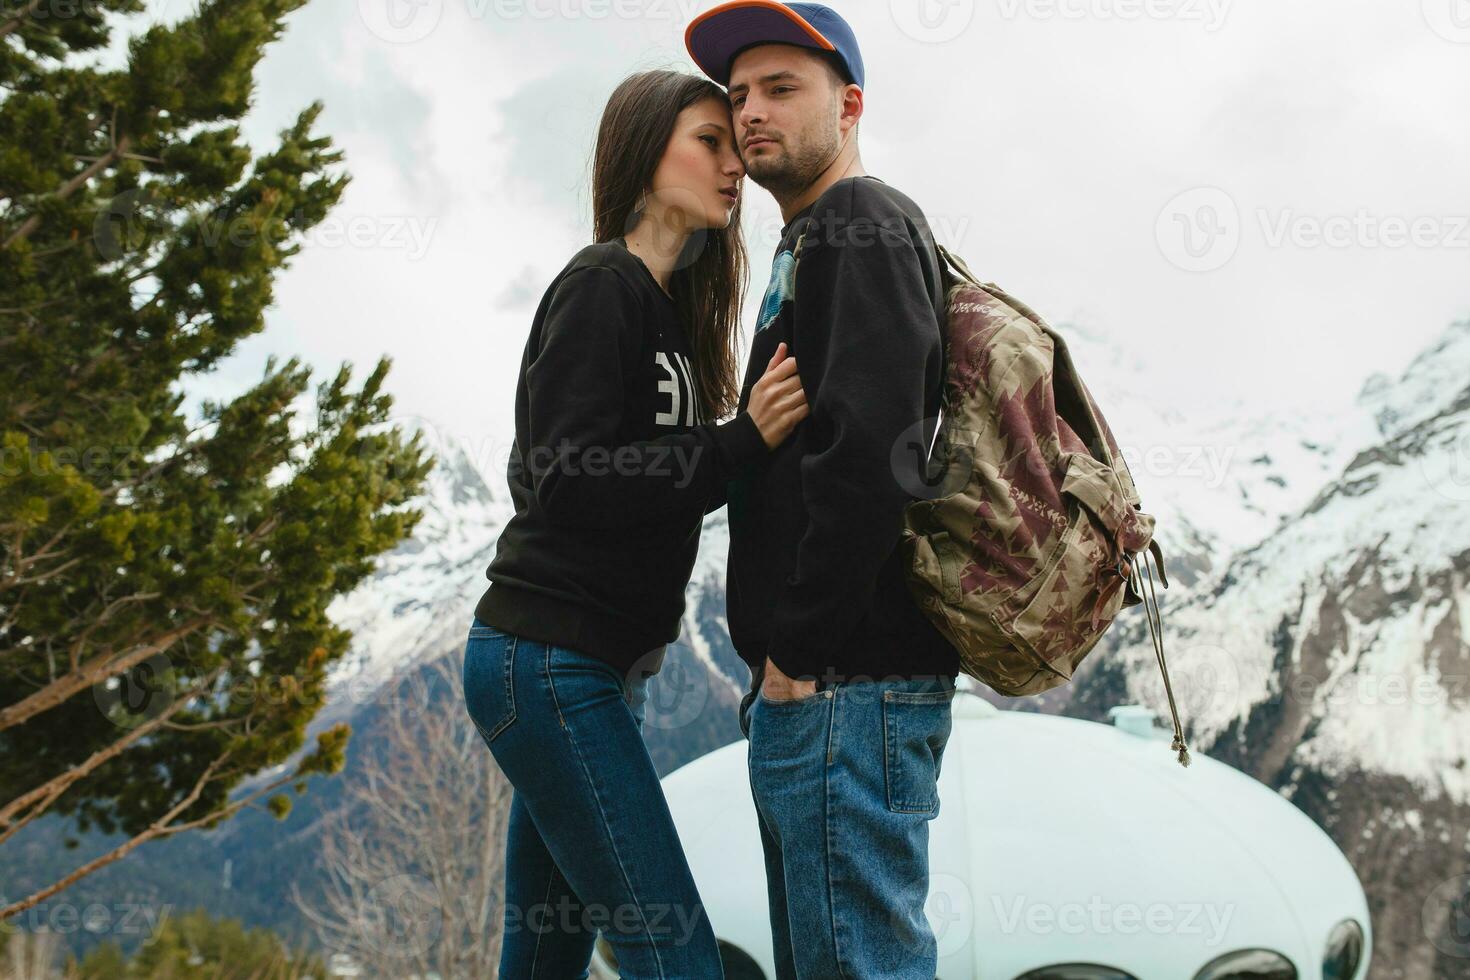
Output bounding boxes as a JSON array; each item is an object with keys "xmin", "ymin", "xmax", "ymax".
[{"xmin": 747, "ymin": 342, "xmax": 809, "ymax": 450}]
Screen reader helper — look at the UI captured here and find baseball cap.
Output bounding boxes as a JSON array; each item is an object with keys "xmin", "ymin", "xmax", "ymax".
[{"xmin": 685, "ymin": 0, "xmax": 865, "ymax": 89}]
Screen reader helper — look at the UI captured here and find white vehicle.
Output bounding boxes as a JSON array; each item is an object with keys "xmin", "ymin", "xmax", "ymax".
[{"xmin": 592, "ymin": 691, "xmax": 1371, "ymax": 980}]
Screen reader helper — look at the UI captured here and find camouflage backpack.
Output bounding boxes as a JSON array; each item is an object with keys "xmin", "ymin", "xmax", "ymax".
[{"xmin": 790, "ymin": 229, "xmax": 1191, "ymax": 766}]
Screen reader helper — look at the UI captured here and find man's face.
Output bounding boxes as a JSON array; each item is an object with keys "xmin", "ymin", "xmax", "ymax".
[{"xmin": 726, "ymin": 44, "xmax": 845, "ymax": 197}]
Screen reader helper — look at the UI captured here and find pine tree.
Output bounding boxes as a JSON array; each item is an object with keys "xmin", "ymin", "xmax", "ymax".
[{"xmin": 0, "ymin": 0, "xmax": 434, "ymax": 918}]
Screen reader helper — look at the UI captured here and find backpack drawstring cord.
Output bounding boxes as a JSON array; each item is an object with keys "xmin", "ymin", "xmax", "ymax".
[{"xmin": 1133, "ymin": 544, "xmax": 1190, "ymax": 767}]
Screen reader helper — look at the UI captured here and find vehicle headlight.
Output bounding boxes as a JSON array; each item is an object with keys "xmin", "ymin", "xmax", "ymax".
[
  {"xmin": 1323, "ymin": 918, "xmax": 1365, "ymax": 980},
  {"xmin": 1013, "ymin": 966, "xmax": 1139, "ymax": 980},
  {"xmin": 1192, "ymin": 948, "xmax": 1297, "ymax": 980}
]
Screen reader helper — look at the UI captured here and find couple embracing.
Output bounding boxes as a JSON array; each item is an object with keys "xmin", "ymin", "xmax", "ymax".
[{"xmin": 463, "ymin": 3, "xmax": 961, "ymax": 977}]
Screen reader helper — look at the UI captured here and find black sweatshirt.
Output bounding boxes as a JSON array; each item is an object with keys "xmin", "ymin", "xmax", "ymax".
[
  {"xmin": 727, "ymin": 175, "xmax": 960, "ymax": 685},
  {"xmin": 474, "ymin": 239, "xmax": 769, "ymax": 676}
]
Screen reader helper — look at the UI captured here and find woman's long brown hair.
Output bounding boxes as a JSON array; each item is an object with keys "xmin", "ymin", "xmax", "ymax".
[{"xmin": 592, "ymin": 71, "xmax": 748, "ymax": 423}]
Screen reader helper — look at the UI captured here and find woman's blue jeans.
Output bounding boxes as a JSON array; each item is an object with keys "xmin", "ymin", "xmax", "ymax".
[{"xmin": 461, "ymin": 617, "xmax": 724, "ymax": 980}]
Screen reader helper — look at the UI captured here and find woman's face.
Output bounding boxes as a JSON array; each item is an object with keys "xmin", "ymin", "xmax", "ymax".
[{"xmin": 646, "ymin": 96, "xmax": 746, "ymax": 232}]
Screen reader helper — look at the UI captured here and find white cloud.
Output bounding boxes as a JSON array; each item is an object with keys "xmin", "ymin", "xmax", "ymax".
[{"xmin": 131, "ymin": 0, "xmax": 1467, "ymax": 450}]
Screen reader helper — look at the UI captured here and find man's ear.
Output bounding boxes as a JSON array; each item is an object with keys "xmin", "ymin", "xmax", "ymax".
[{"xmin": 839, "ymin": 85, "xmax": 864, "ymax": 135}]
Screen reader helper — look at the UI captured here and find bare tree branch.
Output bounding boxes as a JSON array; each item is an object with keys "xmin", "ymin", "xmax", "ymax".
[{"xmin": 293, "ymin": 649, "xmax": 513, "ymax": 977}]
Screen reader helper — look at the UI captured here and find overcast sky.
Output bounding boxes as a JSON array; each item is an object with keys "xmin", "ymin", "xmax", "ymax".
[{"xmin": 119, "ymin": 0, "xmax": 1470, "ymax": 473}]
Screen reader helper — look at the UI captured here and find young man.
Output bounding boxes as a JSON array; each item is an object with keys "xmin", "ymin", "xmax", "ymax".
[{"xmin": 686, "ymin": 3, "xmax": 962, "ymax": 977}]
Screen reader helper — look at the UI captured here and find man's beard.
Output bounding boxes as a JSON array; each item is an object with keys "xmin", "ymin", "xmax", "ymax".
[{"xmin": 744, "ymin": 127, "xmax": 839, "ymax": 199}]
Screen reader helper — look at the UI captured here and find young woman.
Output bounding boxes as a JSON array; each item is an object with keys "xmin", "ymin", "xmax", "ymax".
[{"xmin": 462, "ymin": 70, "xmax": 808, "ymax": 978}]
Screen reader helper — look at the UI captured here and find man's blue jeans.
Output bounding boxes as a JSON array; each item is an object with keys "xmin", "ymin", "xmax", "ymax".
[
  {"xmin": 739, "ymin": 672, "xmax": 956, "ymax": 980},
  {"xmin": 462, "ymin": 618, "xmax": 724, "ymax": 979}
]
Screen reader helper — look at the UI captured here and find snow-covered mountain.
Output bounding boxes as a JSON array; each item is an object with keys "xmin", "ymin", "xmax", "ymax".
[
  {"xmin": 1056, "ymin": 318, "xmax": 1384, "ymax": 589},
  {"xmin": 1069, "ymin": 318, "xmax": 1470, "ymax": 979},
  {"xmin": 318, "ymin": 421, "xmax": 747, "ymax": 771},
  {"xmin": 319, "ymin": 423, "xmax": 510, "ymax": 724}
]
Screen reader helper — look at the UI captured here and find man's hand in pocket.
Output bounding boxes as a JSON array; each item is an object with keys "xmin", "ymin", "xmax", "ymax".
[{"xmin": 762, "ymin": 656, "xmax": 819, "ymax": 700}]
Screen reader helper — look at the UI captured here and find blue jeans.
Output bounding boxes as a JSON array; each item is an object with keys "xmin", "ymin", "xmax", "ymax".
[
  {"xmin": 462, "ymin": 618, "xmax": 724, "ymax": 980},
  {"xmin": 739, "ymin": 672, "xmax": 956, "ymax": 980}
]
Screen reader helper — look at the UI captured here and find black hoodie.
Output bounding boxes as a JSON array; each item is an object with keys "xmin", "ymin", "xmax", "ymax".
[
  {"xmin": 726, "ymin": 175, "xmax": 960, "ymax": 686},
  {"xmin": 474, "ymin": 239, "xmax": 768, "ymax": 676}
]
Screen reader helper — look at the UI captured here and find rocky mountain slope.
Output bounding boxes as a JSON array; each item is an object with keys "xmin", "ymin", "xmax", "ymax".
[{"xmin": 1069, "ymin": 319, "xmax": 1470, "ymax": 978}]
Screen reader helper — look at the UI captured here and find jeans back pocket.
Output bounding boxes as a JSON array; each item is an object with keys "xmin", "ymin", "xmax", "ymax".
[
  {"xmin": 463, "ymin": 622, "xmax": 518, "ymax": 744},
  {"xmin": 881, "ymin": 687, "xmax": 956, "ymax": 814}
]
